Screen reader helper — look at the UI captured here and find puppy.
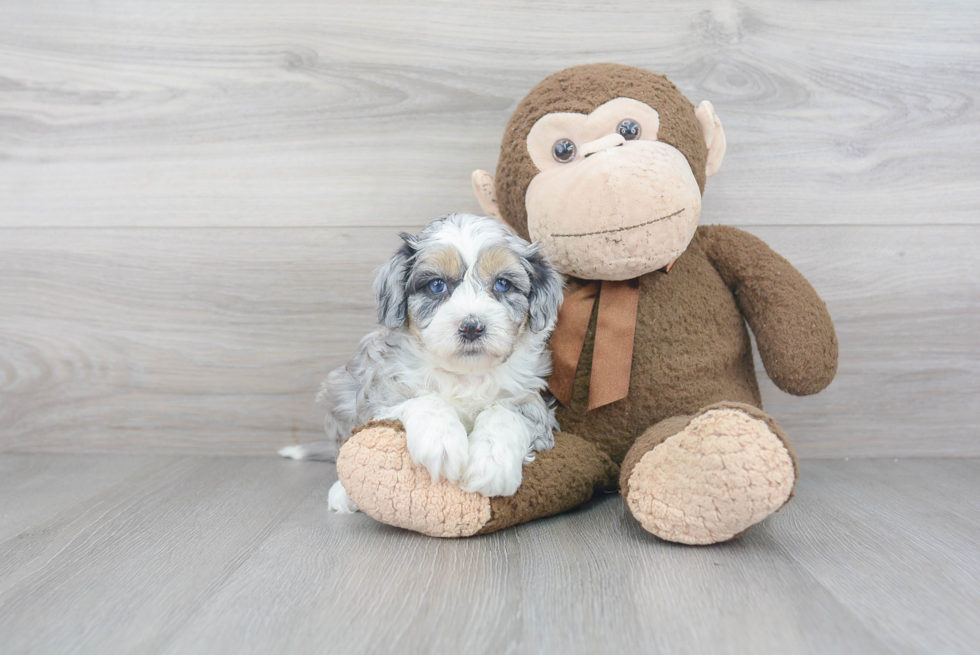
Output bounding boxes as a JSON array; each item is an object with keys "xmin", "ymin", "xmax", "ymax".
[{"xmin": 281, "ymin": 213, "xmax": 564, "ymax": 514}]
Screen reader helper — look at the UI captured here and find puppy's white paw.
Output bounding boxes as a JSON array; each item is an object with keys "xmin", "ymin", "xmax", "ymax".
[
  {"xmin": 327, "ymin": 480, "xmax": 359, "ymax": 514},
  {"xmin": 460, "ymin": 439, "xmax": 524, "ymax": 497},
  {"xmin": 278, "ymin": 442, "xmax": 334, "ymax": 461},
  {"xmin": 459, "ymin": 404, "xmax": 532, "ymax": 497},
  {"xmin": 395, "ymin": 395, "xmax": 470, "ymax": 483},
  {"xmin": 279, "ymin": 445, "xmax": 306, "ymax": 459},
  {"xmin": 405, "ymin": 418, "xmax": 469, "ymax": 484}
]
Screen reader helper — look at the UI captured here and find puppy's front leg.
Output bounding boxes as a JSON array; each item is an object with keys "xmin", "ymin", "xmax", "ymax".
[
  {"xmin": 385, "ymin": 395, "xmax": 469, "ymax": 484},
  {"xmin": 461, "ymin": 404, "xmax": 532, "ymax": 497}
]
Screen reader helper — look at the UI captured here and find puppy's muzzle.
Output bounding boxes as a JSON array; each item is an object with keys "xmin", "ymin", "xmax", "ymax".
[{"xmin": 458, "ymin": 318, "xmax": 486, "ymax": 342}]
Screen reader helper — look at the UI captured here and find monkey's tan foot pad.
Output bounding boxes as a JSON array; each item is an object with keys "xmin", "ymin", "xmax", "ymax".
[
  {"xmin": 336, "ymin": 420, "xmax": 491, "ymax": 538},
  {"xmin": 625, "ymin": 407, "xmax": 797, "ymax": 545}
]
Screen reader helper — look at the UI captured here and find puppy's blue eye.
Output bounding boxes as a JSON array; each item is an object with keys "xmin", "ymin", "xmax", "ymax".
[
  {"xmin": 493, "ymin": 279, "xmax": 511, "ymax": 293},
  {"xmin": 427, "ymin": 279, "xmax": 447, "ymax": 294}
]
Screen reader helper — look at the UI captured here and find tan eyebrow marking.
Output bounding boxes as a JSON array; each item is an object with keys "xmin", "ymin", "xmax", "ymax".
[
  {"xmin": 476, "ymin": 246, "xmax": 520, "ymax": 281},
  {"xmin": 422, "ymin": 246, "xmax": 464, "ymax": 279}
]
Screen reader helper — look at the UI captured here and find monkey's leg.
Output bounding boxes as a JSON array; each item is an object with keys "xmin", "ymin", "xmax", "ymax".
[
  {"xmin": 620, "ymin": 402, "xmax": 798, "ymax": 545},
  {"xmin": 337, "ymin": 420, "xmax": 619, "ymax": 538}
]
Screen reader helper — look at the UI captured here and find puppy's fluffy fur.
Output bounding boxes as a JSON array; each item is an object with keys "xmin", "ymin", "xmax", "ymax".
[{"xmin": 281, "ymin": 213, "xmax": 564, "ymax": 513}]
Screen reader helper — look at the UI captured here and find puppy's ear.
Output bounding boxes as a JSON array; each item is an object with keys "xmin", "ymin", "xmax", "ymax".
[
  {"xmin": 374, "ymin": 233, "xmax": 416, "ymax": 329},
  {"xmin": 524, "ymin": 247, "xmax": 564, "ymax": 333}
]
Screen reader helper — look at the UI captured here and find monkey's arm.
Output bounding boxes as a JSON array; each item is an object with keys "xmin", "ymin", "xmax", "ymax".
[{"xmin": 700, "ymin": 225, "xmax": 838, "ymax": 396}]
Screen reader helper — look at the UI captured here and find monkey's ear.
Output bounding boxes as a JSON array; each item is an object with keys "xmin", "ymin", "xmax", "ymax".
[
  {"xmin": 695, "ymin": 101, "xmax": 727, "ymax": 177},
  {"xmin": 471, "ymin": 170, "xmax": 504, "ymax": 223}
]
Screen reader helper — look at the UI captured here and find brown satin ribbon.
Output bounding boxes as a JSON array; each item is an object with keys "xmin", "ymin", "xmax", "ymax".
[
  {"xmin": 548, "ymin": 280, "xmax": 599, "ymax": 407},
  {"xmin": 549, "ymin": 278, "xmax": 641, "ymax": 411}
]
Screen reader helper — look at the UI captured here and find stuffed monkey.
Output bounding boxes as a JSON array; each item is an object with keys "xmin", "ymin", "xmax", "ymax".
[{"xmin": 336, "ymin": 64, "xmax": 838, "ymax": 544}]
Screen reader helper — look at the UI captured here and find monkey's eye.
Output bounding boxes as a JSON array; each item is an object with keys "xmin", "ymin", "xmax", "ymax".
[
  {"xmin": 427, "ymin": 279, "xmax": 447, "ymax": 294},
  {"xmin": 617, "ymin": 119, "xmax": 641, "ymax": 141},
  {"xmin": 493, "ymin": 278, "xmax": 511, "ymax": 293},
  {"xmin": 552, "ymin": 139, "xmax": 576, "ymax": 163}
]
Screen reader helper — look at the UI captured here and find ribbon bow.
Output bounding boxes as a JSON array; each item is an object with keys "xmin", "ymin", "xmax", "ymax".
[{"xmin": 548, "ymin": 278, "xmax": 641, "ymax": 411}]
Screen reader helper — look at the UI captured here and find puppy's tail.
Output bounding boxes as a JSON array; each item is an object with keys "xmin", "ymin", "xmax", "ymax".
[{"xmin": 278, "ymin": 441, "xmax": 336, "ymax": 462}]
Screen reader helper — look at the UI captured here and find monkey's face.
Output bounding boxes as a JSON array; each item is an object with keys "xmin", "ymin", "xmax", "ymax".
[
  {"xmin": 473, "ymin": 65, "xmax": 726, "ymax": 280},
  {"xmin": 524, "ymin": 98, "xmax": 702, "ymax": 280}
]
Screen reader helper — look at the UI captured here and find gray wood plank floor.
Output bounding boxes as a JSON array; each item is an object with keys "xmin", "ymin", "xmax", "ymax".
[{"xmin": 0, "ymin": 455, "xmax": 976, "ymax": 654}]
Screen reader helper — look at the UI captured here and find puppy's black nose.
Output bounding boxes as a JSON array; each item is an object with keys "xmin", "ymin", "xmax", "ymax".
[{"xmin": 459, "ymin": 320, "xmax": 486, "ymax": 341}]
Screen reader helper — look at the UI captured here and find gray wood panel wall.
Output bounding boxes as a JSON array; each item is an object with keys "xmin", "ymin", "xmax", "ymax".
[{"xmin": 2, "ymin": 0, "xmax": 978, "ymax": 456}]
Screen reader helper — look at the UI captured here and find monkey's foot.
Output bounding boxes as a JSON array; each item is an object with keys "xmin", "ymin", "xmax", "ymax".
[
  {"xmin": 336, "ymin": 421, "xmax": 619, "ymax": 538},
  {"xmin": 621, "ymin": 402, "xmax": 797, "ymax": 545},
  {"xmin": 336, "ymin": 420, "xmax": 491, "ymax": 538}
]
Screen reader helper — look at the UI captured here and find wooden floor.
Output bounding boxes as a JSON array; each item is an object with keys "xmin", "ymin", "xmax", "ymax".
[{"xmin": 0, "ymin": 455, "xmax": 976, "ymax": 654}]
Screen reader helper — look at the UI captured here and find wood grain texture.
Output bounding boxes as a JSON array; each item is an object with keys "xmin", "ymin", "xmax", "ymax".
[
  {"xmin": 0, "ymin": 0, "xmax": 977, "ymax": 227},
  {"xmin": 0, "ymin": 453, "xmax": 161, "ymax": 541},
  {"xmin": 1, "ymin": 0, "xmax": 978, "ymax": 457},
  {"xmin": 772, "ymin": 459, "xmax": 980, "ymax": 654},
  {"xmin": 0, "ymin": 454, "xmax": 977, "ymax": 654},
  {"xmin": 0, "ymin": 227, "xmax": 402, "ymax": 454},
  {"xmin": 1, "ymin": 225, "xmax": 978, "ymax": 457},
  {"xmin": 163, "ymin": 480, "xmax": 891, "ymax": 655},
  {"xmin": 0, "ymin": 456, "xmax": 323, "ymax": 654}
]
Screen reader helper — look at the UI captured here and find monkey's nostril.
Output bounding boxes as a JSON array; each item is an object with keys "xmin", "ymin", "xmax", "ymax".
[{"xmin": 459, "ymin": 320, "xmax": 486, "ymax": 342}]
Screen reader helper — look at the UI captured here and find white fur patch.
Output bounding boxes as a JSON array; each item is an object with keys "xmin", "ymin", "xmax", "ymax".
[
  {"xmin": 461, "ymin": 404, "xmax": 533, "ymax": 497},
  {"xmin": 327, "ymin": 480, "xmax": 359, "ymax": 514},
  {"xmin": 382, "ymin": 395, "xmax": 470, "ymax": 484}
]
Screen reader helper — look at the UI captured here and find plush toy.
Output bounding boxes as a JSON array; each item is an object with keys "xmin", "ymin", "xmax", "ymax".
[{"xmin": 336, "ymin": 63, "xmax": 837, "ymax": 544}]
